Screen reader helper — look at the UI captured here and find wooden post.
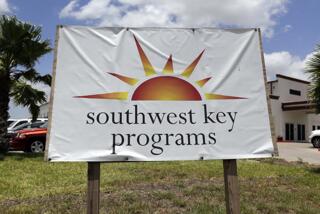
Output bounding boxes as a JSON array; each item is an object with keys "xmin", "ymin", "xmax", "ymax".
[
  {"xmin": 223, "ymin": 159, "xmax": 240, "ymax": 214},
  {"xmin": 87, "ymin": 162, "xmax": 100, "ymax": 214}
]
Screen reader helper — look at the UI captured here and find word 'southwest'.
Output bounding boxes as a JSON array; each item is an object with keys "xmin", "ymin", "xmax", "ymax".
[{"xmin": 86, "ymin": 104, "xmax": 238, "ymax": 132}]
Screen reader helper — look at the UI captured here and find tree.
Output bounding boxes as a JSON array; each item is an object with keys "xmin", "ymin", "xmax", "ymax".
[
  {"xmin": 0, "ymin": 15, "xmax": 51, "ymax": 152},
  {"xmin": 306, "ymin": 44, "xmax": 320, "ymax": 113}
]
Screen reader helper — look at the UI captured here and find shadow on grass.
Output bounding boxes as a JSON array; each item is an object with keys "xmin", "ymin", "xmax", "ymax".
[
  {"xmin": 0, "ymin": 152, "xmax": 43, "ymax": 161},
  {"xmin": 308, "ymin": 167, "xmax": 320, "ymax": 174}
]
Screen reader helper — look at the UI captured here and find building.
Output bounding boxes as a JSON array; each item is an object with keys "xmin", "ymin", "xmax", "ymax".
[
  {"xmin": 25, "ymin": 103, "xmax": 49, "ymax": 119},
  {"xmin": 38, "ymin": 102, "xmax": 49, "ymax": 118},
  {"xmin": 268, "ymin": 74, "xmax": 320, "ymax": 142}
]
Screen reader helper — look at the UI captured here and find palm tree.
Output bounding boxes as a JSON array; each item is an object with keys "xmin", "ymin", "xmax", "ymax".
[
  {"xmin": 0, "ymin": 15, "xmax": 51, "ymax": 152},
  {"xmin": 306, "ymin": 44, "xmax": 320, "ymax": 113}
]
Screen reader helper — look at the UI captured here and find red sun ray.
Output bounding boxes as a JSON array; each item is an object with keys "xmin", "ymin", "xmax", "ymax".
[
  {"xmin": 133, "ymin": 35, "xmax": 156, "ymax": 77},
  {"xmin": 74, "ymin": 92, "xmax": 128, "ymax": 100},
  {"xmin": 162, "ymin": 54, "xmax": 173, "ymax": 74},
  {"xmin": 108, "ymin": 72, "xmax": 139, "ymax": 86},
  {"xmin": 205, "ymin": 93, "xmax": 246, "ymax": 100},
  {"xmin": 181, "ymin": 50, "xmax": 205, "ymax": 78},
  {"xmin": 196, "ymin": 77, "xmax": 211, "ymax": 87}
]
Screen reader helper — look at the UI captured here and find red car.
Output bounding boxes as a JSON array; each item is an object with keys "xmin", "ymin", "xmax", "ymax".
[{"xmin": 9, "ymin": 123, "xmax": 47, "ymax": 153}]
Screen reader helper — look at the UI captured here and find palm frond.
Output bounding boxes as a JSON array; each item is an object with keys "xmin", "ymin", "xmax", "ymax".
[
  {"xmin": 36, "ymin": 74, "xmax": 51, "ymax": 86},
  {"xmin": 11, "ymin": 68, "xmax": 52, "ymax": 86},
  {"xmin": 0, "ymin": 15, "xmax": 51, "ymax": 148},
  {"xmin": 306, "ymin": 44, "xmax": 320, "ymax": 113},
  {"xmin": 10, "ymin": 81, "xmax": 47, "ymax": 120},
  {"xmin": 0, "ymin": 15, "xmax": 51, "ymax": 69}
]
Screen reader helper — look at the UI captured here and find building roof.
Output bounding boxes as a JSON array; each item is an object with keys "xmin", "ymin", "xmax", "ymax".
[
  {"xmin": 276, "ymin": 74, "xmax": 310, "ymax": 84},
  {"xmin": 267, "ymin": 74, "xmax": 310, "ymax": 84}
]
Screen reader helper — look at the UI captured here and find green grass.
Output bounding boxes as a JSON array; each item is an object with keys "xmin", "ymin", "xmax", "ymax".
[{"xmin": 0, "ymin": 153, "xmax": 320, "ymax": 213}]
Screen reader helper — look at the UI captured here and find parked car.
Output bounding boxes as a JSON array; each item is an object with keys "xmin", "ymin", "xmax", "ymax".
[
  {"xmin": 308, "ymin": 130, "xmax": 320, "ymax": 148},
  {"xmin": 7, "ymin": 119, "xmax": 17, "ymax": 127},
  {"xmin": 7, "ymin": 121, "xmax": 46, "ymax": 138},
  {"xmin": 9, "ymin": 122, "xmax": 47, "ymax": 153},
  {"xmin": 7, "ymin": 118, "xmax": 48, "ymax": 132}
]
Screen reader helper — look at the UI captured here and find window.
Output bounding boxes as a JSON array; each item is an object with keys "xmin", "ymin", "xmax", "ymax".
[
  {"xmin": 297, "ymin": 124, "xmax": 305, "ymax": 141},
  {"xmin": 14, "ymin": 121, "xmax": 28, "ymax": 127},
  {"xmin": 31, "ymin": 122, "xmax": 44, "ymax": 128},
  {"xmin": 313, "ymin": 125, "xmax": 316, "ymax": 131},
  {"xmin": 7, "ymin": 120, "xmax": 15, "ymax": 126},
  {"xmin": 13, "ymin": 122, "xmax": 31, "ymax": 131},
  {"xmin": 289, "ymin": 89, "xmax": 301, "ymax": 96},
  {"xmin": 285, "ymin": 123, "xmax": 294, "ymax": 141}
]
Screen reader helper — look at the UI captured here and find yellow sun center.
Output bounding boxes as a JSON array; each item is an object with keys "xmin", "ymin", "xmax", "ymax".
[{"xmin": 132, "ymin": 76, "xmax": 201, "ymax": 100}]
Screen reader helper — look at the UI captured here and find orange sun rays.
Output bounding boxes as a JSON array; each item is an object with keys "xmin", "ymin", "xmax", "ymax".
[
  {"xmin": 181, "ymin": 50, "xmax": 205, "ymax": 78},
  {"xmin": 108, "ymin": 72, "xmax": 139, "ymax": 86},
  {"xmin": 196, "ymin": 77, "xmax": 211, "ymax": 88},
  {"xmin": 162, "ymin": 54, "xmax": 173, "ymax": 74},
  {"xmin": 133, "ymin": 35, "xmax": 156, "ymax": 77},
  {"xmin": 75, "ymin": 34, "xmax": 246, "ymax": 101},
  {"xmin": 75, "ymin": 92, "xmax": 128, "ymax": 100}
]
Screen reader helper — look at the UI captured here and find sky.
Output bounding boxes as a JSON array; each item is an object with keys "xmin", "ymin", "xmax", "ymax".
[{"xmin": 1, "ymin": 0, "xmax": 319, "ymax": 118}]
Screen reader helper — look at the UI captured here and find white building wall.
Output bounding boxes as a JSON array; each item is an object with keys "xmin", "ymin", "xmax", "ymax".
[
  {"xmin": 276, "ymin": 78, "xmax": 308, "ymax": 102},
  {"xmin": 282, "ymin": 111, "xmax": 308, "ymax": 141},
  {"xmin": 269, "ymin": 98, "xmax": 283, "ymax": 138},
  {"xmin": 269, "ymin": 81, "xmax": 279, "ymax": 96},
  {"xmin": 268, "ymin": 75, "xmax": 320, "ymax": 142},
  {"xmin": 39, "ymin": 103, "xmax": 49, "ymax": 118},
  {"xmin": 28, "ymin": 103, "xmax": 49, "ymax": 118},
  {"xmin": 307, "ymin": 113, "xmax": 320, "ymax": 132}
]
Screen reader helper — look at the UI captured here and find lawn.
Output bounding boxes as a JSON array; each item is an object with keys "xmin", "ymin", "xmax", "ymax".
[{"xmin": 0, "ymin": 153, "xmax": 319, "ymax": 214}]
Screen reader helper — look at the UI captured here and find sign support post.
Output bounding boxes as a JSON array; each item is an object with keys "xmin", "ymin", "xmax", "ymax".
[
  {"xmin": 223, "ymin": 159, "xmax": 240, "ymax": 214},
  {"xmin": 87, "ymin": 162, "xmax": 100, "ymax": 214}
]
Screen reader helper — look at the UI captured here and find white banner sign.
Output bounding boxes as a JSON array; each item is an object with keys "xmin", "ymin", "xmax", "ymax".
[{"xmin": 47, "ymin": 27, "xmax": 274, "ymax": 162}]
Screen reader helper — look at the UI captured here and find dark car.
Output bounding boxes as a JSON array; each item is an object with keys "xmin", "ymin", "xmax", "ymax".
[{"xmin": 9, "ymin": 122, "xmax": 47, "ymax": 153}]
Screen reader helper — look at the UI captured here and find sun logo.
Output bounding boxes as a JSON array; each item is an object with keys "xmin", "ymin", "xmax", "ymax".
[{"xmin": 75, "ymin": 34, "xmax": 245, "ymax": 101}]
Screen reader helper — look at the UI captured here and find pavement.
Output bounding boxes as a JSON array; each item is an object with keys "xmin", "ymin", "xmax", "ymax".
[{"xmin": 277, "ymin": 142, "xmax": 320, "ymax": 165}]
